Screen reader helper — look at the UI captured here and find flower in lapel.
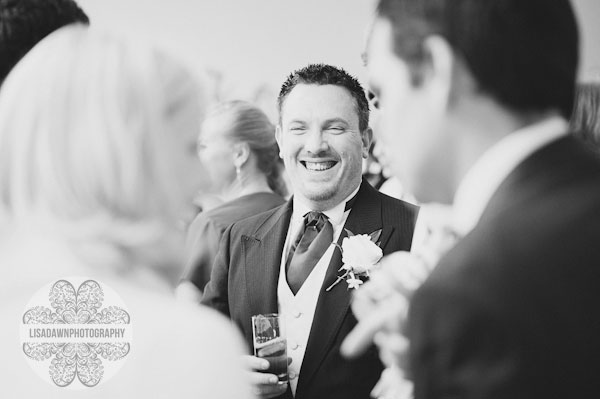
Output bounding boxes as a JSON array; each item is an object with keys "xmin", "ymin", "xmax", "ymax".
[{"xmin": 326, "ymin": 228, "xmax": 383, "ymax": 291}]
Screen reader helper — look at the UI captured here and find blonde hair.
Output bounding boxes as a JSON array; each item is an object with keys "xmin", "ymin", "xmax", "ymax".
[
  {"xmin": 208, "ymin": 100, "xmax": 287, "ymax": 197},
  {"xmin": 0, "ymin": 25, "xmax": 203, "ymax": 258}
]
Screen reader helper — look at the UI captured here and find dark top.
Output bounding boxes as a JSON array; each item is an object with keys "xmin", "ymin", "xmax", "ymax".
[
  {"xmin": 183, "ymin": 192, "xmax": 285, "ymax": 291},
  {"xmin": 409, "ymin": 135, "xmax": 600, "ymax": 399}
]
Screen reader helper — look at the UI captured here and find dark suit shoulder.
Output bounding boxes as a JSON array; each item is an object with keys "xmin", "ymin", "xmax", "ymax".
[
  {"xmin": 372, "ymin": 188, "xmax": 420, "ymax": 249},
  {"xmin": 359, "ymin": 179, "xmax": 420, "ymax": 223},
  {"xmin": 410, "ymin": 137, "xmax": 600, "ymax": 398},
  {"xmin": 377, "ymin": 190, "xmax": 419, "ymax": 216},
  {"xmin": 440, "ymin": 134, "xmax": 600, "ymax": 287},
  {"xmin": 424, "ymin": 172, "xmax": 600, "ymax": 317},
  {"xmin": 412, "ymin": 196, "xmax": 600, "ymax": 397}
]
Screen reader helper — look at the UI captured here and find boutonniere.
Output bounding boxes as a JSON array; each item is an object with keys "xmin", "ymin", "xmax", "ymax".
[{"xmin": 326, "ymin": 228, "xmax": 383, "ymax": 291}]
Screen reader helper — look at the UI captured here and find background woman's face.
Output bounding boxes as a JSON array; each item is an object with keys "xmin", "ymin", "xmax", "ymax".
[
  {"xmin": 165, "ymin": 91, "xmax": 211, "ymax": 217},
  {"xmin": 196, "ymin": 113, "xmax": 236, "ymax": 192}
]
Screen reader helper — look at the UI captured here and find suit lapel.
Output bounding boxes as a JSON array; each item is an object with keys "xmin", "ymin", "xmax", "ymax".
[
  {"xmin": 244, "ymin": 200, "xmax": 293, "ymax": 318},
  {"xmin": 297, "ymin": 181, "xmax": 386, "ymax": 393}
]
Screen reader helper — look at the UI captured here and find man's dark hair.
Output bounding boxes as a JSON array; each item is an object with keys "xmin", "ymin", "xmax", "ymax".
[
  {"xmin": 376, "ymin": 0, "xmax": 579, "ymax": 118},
  {"xmin": 0, "ymin": 0, "xmax": 89, "ymax": 84},
  {"xmin": 277, "ymin": 63, "xmax": 370, "ymax": 132}
]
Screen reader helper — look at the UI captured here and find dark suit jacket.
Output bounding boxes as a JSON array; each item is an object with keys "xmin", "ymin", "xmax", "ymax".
[
  {"xmin": 408, "ymin": 136, "xmax": 600, "ymax": 399},
  {"xmin": 203, "ymin": 180, "xmax": 419, "ymax": 399}
]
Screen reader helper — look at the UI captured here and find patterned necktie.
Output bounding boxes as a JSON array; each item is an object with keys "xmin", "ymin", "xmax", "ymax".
[{"xmin": 285, "ymin": 211, "xmax": 334, "ymax": 295}]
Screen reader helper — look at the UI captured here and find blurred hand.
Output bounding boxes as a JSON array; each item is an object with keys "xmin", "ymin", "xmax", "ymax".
[
  {"xmin": 342, "ymin": 205, "xmax": 459, "ymax": 398},
  {"xmin": 242, "ymin": 355, "xmax": 288, "ymax": 398},
  {"xmin": 341, "ymin": 251, "xmax": 428, "ymax": 360},
  {"xmin": 342, "ymin": 213, "xmax": 460, "ymax": 360},
  {"xmin": 371, "ymin": 365, "xmax": 414, "ymax": 399}
]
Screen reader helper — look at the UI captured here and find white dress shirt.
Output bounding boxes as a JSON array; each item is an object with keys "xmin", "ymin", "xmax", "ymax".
[
  {"xmin": 453, "ymin": 116, "xmax": 568, "ymax": 236},
  {"xmin": 277, "ymin": 184, "xmax": 360, "ymax": 395}
]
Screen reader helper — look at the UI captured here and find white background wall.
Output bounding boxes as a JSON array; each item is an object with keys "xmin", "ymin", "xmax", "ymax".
[
  {"xmin": 77, "ymin": 0, "xmax": 375, "ymax": 115},
  {"xmin": 575, "ymin": 0, "xmax": 600, "ymax": 80},
  {"xmin": 78, "ymin": 0, "xmax": 600, "ymax": 112}
]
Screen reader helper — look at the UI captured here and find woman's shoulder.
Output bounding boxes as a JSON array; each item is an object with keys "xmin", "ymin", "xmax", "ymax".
[
  {"xmin": 97, "ymin": 285, "xmax": 253, "ymax": 397},
  {"xmin": 205, "ymin": 192, "xmax": 285, "ymax": 228},
  {"xmin": 122, "ymin": 289, "xmax": 252, "ymax": 394},
  {"xmin": 0, "ymin": 278, "xmax": 253, "ymax": 398},
  {"xmin": 114, "ymin": 283, "xmax": 236, "ymax": 338}
]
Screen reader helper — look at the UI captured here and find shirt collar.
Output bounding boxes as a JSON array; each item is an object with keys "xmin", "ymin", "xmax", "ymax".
[
  {"xmin": 453, "ymin": 116, "xmax": 568, "ymax": 235},
  {"xmin": 292, "ymin": 183, "xmax": 361, "ymax": 227}
]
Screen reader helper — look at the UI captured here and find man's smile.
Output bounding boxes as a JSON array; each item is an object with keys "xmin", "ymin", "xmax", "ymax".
[{"xmin": 300, "ymin": 160, "xmax": 338, "ymax": 171}]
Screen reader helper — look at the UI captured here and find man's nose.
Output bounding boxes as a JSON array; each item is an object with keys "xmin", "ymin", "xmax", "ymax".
[{"xmin": 304, "ymin": 128, "xmax": 329, "ymax": 153}]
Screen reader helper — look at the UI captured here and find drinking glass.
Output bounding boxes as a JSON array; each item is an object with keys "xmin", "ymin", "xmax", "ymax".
[{"xmin": 251, "ymin": 313, "xmax": 288, "ymax": 384}]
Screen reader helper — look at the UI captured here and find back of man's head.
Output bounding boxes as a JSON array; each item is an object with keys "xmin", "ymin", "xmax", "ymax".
[
  {"xmin": 376, "ymin": 0, "xmax": 579, "ymax": 118},
  {"xmin": 0, "ymin": 0, "xmax": 89, "ymax": 85},
  {"xmin": 277, "ymin": 63, "xmax": 370, "ymax": 132}
]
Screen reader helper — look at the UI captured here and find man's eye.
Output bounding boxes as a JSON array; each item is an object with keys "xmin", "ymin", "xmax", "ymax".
[
  {"xmin": 327, "ymin": 126, "xmax": 344, "ymax": 132},
  {"xmin": 289, "ymin": 126, "xmax": 305, "ymax": 132}
]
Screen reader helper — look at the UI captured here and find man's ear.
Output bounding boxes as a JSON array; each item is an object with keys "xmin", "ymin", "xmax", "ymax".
[
  {"xmin": 361, "ymin": 127, "xmax": 373, "ymax": 159},
  {"xmin": 233, "ymin": 142, "xmax": 250, "ymax": 169},
  {"xmin": 421, "ymin": 35, "xmax": 454, "ymax": 110},
  {"xmin": 275, "ymin": 125, "xmax": 283, "ymax": 158}
]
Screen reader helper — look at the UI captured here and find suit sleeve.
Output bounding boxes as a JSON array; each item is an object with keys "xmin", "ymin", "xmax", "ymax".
[
  {"xmin": 200, "ymin": 224, "xmax": 234, "ymax": 317},
  {"xmin": 407, "ymin": 277, "xmax": 521, "ymax": 399}
]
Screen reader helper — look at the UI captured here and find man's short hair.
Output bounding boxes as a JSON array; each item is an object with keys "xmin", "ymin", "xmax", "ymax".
[
  {"xmin": 376, "ymin": 0, "xmax": 579, "ymax": 118},
  {"xmin": 277, "ymin": 63, "xmax": 370, "ymax": 132},
  {"xmin": 0, "ymin": 0, "xmax": 89, "ymax": 84}
]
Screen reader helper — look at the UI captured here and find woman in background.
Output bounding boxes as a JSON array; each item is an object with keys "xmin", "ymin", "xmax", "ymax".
[
  {"xmin": 177, "ymin": 101, "xmax": 286, "ymax": 302},
  {"xmin": 0, "ymin": 25, "xmax": 252, "ymax": 398}
]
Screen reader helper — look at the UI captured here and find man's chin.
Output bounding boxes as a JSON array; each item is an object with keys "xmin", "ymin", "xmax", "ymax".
[
  {"xmin": 299, "ymin": 180, "xmax": 360, "ymax": 207},
  {"xmin": 299, "ymin": 185, "xmax": 339, "ymax": 204}
]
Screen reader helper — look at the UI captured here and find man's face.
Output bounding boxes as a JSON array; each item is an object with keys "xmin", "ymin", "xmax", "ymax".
[
  {"xmin": 367, "ymin": 18, "xmax": 453, "ymax": 203},
  {"xmin": 276, "ymin": 84, "xmax": 370, "ymax": 210}
]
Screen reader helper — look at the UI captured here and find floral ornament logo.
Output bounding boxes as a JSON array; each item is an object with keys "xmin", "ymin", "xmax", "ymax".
[
  {"xmin": 21, "ymin": 278, "xmax": 132, "ymax": 388},
  {"xmin": 326, "ymin": 229, "xmax": 383, "ymax": 291}
]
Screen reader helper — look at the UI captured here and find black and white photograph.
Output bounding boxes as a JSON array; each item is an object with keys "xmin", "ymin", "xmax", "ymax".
[{"xmin": 1, "ymin": 0, "xmax": 600, "ymax": 398}]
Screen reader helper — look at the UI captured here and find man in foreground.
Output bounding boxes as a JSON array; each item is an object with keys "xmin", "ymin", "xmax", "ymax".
[{"xmin": 344, "ymin": 0, "xmax": 600, "ymax": 398}]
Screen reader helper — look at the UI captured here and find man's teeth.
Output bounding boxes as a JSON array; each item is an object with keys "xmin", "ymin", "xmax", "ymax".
[{"xmin": 304, "ymin": 161, "xmax": 335, "ymax": 171}]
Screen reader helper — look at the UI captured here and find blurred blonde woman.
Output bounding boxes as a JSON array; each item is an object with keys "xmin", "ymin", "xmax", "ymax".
[
  {"xmin": 178, "ymin": 101, "xmax": 287, "ymax": 302},
  {"xmin": 0, "ymin": 25, "xmax": 252, "ymax": 398}
]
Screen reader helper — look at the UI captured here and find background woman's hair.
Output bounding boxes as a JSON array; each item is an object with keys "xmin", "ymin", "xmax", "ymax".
[
  {"xmin": 209, "ymin": 100, "xmax": 287, "ymax": 197},
  {"xmin": 0, "ymin": 24, "xmax": 203, "ymax": 251}
]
